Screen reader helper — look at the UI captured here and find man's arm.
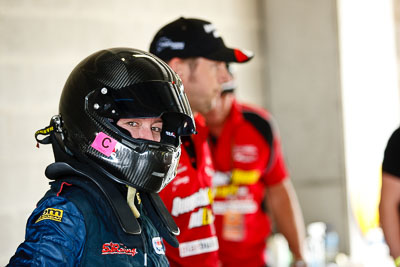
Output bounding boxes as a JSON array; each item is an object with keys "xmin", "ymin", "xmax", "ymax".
[
  {"xmin": 266, "ymin": 178, "xmax": 306, "ymax": 263},
  {"xmin": 8, "ymin": 197, "xmax": 86, "ymax": 266},
  {"xmin": 379, "ymin": 172, "xmax": 400, "ymax": 263}
]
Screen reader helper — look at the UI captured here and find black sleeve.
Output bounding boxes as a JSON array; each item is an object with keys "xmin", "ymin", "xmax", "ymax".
[{"xmin": 382, "ymin": 127, "xmax": 400, "ymax": 177}]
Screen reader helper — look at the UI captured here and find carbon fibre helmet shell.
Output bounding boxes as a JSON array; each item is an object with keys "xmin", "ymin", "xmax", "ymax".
[{"xmin": 57, "ymin": 48, "xmax": 195, "ymax": 192}]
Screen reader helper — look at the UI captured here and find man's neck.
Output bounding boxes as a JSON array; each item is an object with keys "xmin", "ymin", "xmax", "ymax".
[
  {"xmin": 205, "ymin": 95, "xmax": 234, "ymax": 137},
  {"xmin": 207, "ymin": 122, "xmax": 225, "ymax": 137}
]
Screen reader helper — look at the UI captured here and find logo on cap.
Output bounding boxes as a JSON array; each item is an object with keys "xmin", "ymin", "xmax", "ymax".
[
  {"xmin": 203, "ymin": 23, "xmax": 220, "ymax": 38},
  {"xmin": 156, "ymin": 37, "xmax": 185, "ymax": 53}
]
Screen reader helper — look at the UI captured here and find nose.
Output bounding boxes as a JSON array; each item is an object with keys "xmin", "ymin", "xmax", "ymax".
[
  {"xmin": 138, "ymin": 127, "xmax": 155, "ymax": 141},
  {"xmin": 217, "ymin": 62, "xmax": 232, "ymax": 84}
]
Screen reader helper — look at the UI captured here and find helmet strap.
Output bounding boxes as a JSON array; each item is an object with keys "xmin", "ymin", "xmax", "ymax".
[{"xmin": 34, "ymin": 115, "xmax": 63, "ymax": 148}]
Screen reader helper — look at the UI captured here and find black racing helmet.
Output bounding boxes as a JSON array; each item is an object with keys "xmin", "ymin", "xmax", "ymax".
[{"xmin": 55, "ymin": 48, "xmax": 195, "ymax": 192}]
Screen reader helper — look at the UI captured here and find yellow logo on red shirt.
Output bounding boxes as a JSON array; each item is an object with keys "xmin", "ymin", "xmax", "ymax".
[
  {"xmin": 35, "ymin": 208, "xmax": 63, "ymax": 223},
  {"xmin": 214, "ymin": 184, "xmax": 239, "ymax": 198},
  {"xmin": 231, "ymin": 169, "xmax": 261, "ymax": 185},
  {"xmin": 213, "ymin": 169, "xmax": 261, "ymax": 198}
]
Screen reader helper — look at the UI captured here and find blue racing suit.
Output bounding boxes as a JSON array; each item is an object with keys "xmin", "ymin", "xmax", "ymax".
[{"xmin": 8, "ymin": 163, "xmax": 173, "ymax": 266}]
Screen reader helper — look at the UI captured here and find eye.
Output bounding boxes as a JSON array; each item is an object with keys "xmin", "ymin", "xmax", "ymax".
[
  {"xmin": 127, "ymin": 121, "xmax": 139, "ymax": 127},
  {"xmin": 151, "ymin": 121, "xmax": 163, "ymax": 133},
  {"xmin": 151, "ymin": 126, "xmax": 162, "ymax": 132}
]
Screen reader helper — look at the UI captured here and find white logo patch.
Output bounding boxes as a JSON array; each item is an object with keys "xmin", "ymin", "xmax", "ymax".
[
  {"xmin": 171, "ymin": 188, "xmax": 211, "ymax": 216},
  {"xmin": 179, "ymin": 237, "xmax": 219, "ymax": 257},
  {"xmin": 177, "ymin": 164, "xmax": 188, "ymax": 174},
  {"xmin": 156, "ymin": 37, "xmax": 185, "ymax": 53},
  {"xmin": 173, "ymin": 176, "xmax": 190, "ymax": 186},
  {"xmin": 212, "ymin": 171, "xmax": 231, "ymax": 186},
  {"xmin": 152, "ymin": 237, "xmax": 165, "ymax": 255},
  {"xmin": 213, "ymin": 199, "xmax": 258, "ymax": 215},
  {"xmin": 203, "ymin": 23, "xmax": 220, "ymax": 38},
  {"xmin": 233, "ymin": 145, "xmax": 258, "ymax": 163}
]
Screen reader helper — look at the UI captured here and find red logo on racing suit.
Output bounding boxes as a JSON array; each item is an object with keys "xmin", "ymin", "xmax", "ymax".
[{"xmin": 102, "ymin": 242, "xmax": 137, "ymax": 257}]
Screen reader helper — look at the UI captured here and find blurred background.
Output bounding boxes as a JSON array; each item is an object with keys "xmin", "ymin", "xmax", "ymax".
[{"xmin": 1, "ymin": 0, "xmax": 400, "ymax": 266}]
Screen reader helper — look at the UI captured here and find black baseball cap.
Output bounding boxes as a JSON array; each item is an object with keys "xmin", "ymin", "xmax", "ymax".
[{"xmin": 150, "ymin": 17, "xmax": 254, "ymax": 63}]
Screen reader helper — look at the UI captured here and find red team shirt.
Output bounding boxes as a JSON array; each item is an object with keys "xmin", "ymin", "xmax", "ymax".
[
  {"xmin": 159, "ymin": 115, "xmax": 219, "ymax": 267},
  {"xmin": 209, "ymin": 100, "xmax": 288, "ymax": 267}
]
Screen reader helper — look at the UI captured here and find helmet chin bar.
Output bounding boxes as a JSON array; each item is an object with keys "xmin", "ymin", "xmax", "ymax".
[{"xmin": 86, "ymin": 131, "xmax": 181, "ymax": 193}]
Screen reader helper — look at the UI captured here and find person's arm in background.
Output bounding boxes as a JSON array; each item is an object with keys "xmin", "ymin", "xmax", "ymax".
[
  {"xmin": 380, "ymin": 172, "xmax": 400, "ymax": 265},
  {"xmin": 266, "ymin": 178, "xmax": 306, "ymax": 266}
]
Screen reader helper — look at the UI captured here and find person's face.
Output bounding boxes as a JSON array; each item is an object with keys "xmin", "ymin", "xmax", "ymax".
[
  {"xmin": 117, "ymin": 117, "xmax": 163, "ymax": 142},
  {"xmin": 180, "ymin": 58, "xmax": 231, "ymax": 115}
]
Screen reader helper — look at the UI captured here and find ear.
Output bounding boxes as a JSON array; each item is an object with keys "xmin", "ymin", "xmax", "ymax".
[{"xmin": 168, "ymin": 58, "xmax": 188, "ymax": 80}]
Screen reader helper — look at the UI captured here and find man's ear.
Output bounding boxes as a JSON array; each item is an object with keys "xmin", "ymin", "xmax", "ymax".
[{"xmin": 168, "ymin": 58, "xmax": 188, "ymax": 80}]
